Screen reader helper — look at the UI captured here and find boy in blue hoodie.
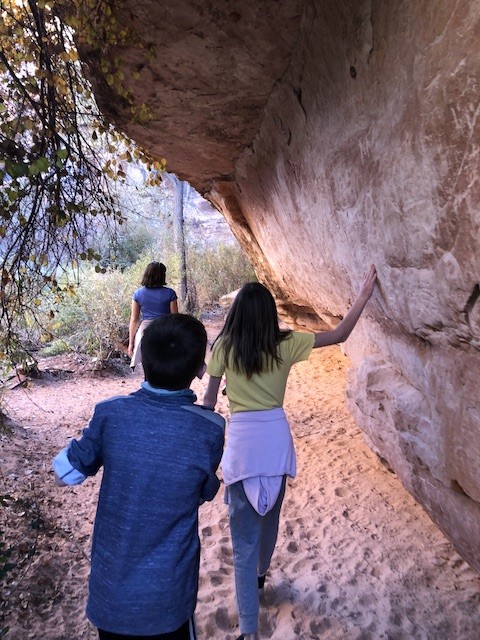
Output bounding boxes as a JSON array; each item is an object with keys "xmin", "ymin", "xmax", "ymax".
[{"xmin": 53, "ymin": 314, "xmax": 225, "ymax": 640}]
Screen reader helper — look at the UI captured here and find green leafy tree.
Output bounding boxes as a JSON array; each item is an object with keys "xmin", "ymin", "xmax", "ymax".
[{"xmin": 0, "ymin": 0, "xmax": 164, "ymax": 364}]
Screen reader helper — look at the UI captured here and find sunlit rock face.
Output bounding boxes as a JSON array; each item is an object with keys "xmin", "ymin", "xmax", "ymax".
[{"xmin": 81, "ymin": 1, "xmax": 480, "ymax": 571}]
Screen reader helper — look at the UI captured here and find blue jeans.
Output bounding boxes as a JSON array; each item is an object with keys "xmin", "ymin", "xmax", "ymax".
[
  {"xmin": 97, "ymin": 617, "xmax": 197, "ymax": 639},
  {"xmin": 228, "ymin": 477, "xmax": 287, "ymax": 634}
]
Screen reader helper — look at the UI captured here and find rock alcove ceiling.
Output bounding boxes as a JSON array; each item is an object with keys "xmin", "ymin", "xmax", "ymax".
[{"xmin": 79, "ymin": 0, "xmax": 480, "ymax": 571}]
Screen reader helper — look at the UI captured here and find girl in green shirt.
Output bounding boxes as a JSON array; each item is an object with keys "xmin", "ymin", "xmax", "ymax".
[{"xmin": 204, "ymin": 266, "xmax": 377, "ymax": 640}]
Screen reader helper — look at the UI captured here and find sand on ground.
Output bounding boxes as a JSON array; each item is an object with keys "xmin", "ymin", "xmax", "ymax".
[{"xmin": 1, "ymin": 318, "xmax": 479, "ymax": 640}]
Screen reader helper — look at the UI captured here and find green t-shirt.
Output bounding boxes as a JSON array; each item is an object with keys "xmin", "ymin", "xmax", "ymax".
[{"xmin": 207, "ymin": 332, "xmax": 315, "ymax": 413}]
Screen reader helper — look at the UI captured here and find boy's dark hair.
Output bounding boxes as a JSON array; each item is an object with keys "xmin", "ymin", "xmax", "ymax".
[
  {"xmin": 141, "ymin": 261, "xmax": 167, "ymax": 287},
  {"xmin": 141, "ymin": 314, "xmax": 207, "ymax": 390},
  {"xmin": 217, "ymin": 281, "xmax": 291, "ymax": 378}
]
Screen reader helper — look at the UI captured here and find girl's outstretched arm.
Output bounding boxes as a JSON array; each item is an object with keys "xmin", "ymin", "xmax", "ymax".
[
  {"xmin": 313, "ymin": 264, "xmax": 377, "ymax": 348},
  {"xmin": 204, "ymin": 375, "xmax": 222, "ymax": 410}
]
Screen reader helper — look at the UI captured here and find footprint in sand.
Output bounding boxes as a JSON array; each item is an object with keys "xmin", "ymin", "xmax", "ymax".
[
  {"xmin": 215, "ymin": 606, "xmax": 234, "ymax": 631},
  {"xmin": 201, "ymin": 524, "xmax": 218, "ymax": 548},
  {"xmin": 285, "ymin": 516, "xmax": 306, "ymax": 537},
  {"xmin": 210, "ymin": 573, "xmax": 224, "ymax": 587},
  {"xmin": 292, "ymin": 556, "xmax": 315, "ymax": 573},
  {"xmin": 220, "ymin": 545, "xmax": 234, "ymax": 565},
  {"xmin": 258, "ymin": 609, "xmax": 275, "ymax": 637}
]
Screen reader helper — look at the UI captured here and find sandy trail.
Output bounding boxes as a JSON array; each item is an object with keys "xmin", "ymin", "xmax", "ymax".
[{"xmin": 1, "ymin": 324, "xmax": 479, "ymax": 639}]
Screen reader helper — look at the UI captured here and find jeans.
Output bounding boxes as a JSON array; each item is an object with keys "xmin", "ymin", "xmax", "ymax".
[
  {"xmin": 98, "ymin": 617, "xmax": 197, "ymax": 639},
  {"xmin": 228, "ymin": 477, "xmax": 287, "ymax": 634}
]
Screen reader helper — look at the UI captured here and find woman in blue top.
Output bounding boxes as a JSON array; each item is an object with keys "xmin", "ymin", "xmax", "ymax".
[{"xmin": 128, "ymin": 261, "xmax": 178, "ymax": 368}]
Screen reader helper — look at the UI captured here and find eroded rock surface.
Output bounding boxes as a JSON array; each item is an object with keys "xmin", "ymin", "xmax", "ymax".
[{"xmin": 80, "ymin": 0, "xmax": 480, "ymax": 571}]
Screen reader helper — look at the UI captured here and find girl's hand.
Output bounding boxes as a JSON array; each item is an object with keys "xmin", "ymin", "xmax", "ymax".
[{"xmin": 360, "ymin": 264, "xmax": 377, "ymax": 300}]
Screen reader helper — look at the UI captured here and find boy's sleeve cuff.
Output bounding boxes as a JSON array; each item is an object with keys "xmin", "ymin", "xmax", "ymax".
[{"xmin": 52, "ymin": 447, "xmax": 87, "ymax": 485}]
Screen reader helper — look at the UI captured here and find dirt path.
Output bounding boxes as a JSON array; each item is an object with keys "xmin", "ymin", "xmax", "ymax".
[{"xmin": 1, "ymin": 321, "xmax": 479, "ymax": 639}]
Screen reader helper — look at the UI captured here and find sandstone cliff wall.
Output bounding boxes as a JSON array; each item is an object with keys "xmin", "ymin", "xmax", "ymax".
[{"xmin": 80, "ymin": 0, "xmax": 480, "ymax": 570}]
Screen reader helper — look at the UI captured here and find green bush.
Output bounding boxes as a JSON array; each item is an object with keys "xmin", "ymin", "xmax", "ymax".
[
  {"xmin": 186, "ymin": 242, "xmax": 256, "ymax": 312},
  {"xmin": 50, "ymin": 266, "xmax": 136, "ymax": 359},
  {"xmin": 38, "ymin": 243, "xmax": 254, "ymax": 360},
  {"xmin": 43, "ymin": 254, "xmax": 178, "ymax": 358},
  {"xmin": 37, "ymin": 339, "xmax": 71, "ymax": 357}
]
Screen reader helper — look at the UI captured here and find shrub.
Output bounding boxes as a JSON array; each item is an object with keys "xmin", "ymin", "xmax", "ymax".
[
  {"xmin": 43, "ymin": 254, "xmax": 179, "ymax": 359},
  {"xmin": 186, "ymin": 242, "xmax": 256, "ymax": 312},
  {"xmin": 37, "ymin": 339, "xmax": 71, "ymax": 358},
  {"xmin": 36, "ymin": 242, "xmax": 254, "ymax": 360},
  {"xmin": 49, "ymin": 266, "xmax": 136, "ymax": 359}
]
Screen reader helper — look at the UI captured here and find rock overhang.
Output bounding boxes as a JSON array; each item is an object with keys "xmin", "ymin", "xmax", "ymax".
[{"xmin": 79, "ymin": 0, "xmax": 480, "ymax": 573}]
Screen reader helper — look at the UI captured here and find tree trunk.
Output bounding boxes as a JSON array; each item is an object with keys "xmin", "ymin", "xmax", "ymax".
[
  {"xmin": 165, "ymin": 173, "xmax": 197, "ymax": 312},
  {"xmin": 172, "ymin": 177, "xmax": 187, "ymax": 303}
]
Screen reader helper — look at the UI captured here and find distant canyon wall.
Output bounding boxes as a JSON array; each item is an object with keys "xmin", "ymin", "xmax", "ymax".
[{"xmin": 81, "ymin": 0, "xmax": 480, "ymax": 570}]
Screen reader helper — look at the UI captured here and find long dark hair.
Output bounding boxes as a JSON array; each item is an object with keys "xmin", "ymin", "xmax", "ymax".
[
  {"xmin": 217, "ymin": 282, "xmax": 291, "ymax": 378},
  {"xmin": 141, "ymin": 262, "xmax": 167, "ymax": 288}
]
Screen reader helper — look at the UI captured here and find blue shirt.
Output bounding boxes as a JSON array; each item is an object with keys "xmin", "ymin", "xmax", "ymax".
[
  {"xmin": 133, "ymin": 286, "xmax": 177, "ymax": 320},
  {"xmin": 53, "ymin": 385, "xmax": 224, "ymax": 635}
]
